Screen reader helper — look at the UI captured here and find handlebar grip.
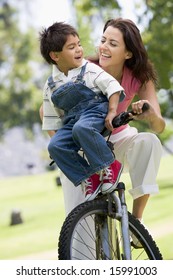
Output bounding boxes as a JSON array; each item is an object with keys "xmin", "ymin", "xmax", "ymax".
[
  {"xmin": 142, "ymin": 102, "xmax": 150, "ymax": 112},
  {"xmin": 131, "ymin": 102, "xmax": 149, "ymax": 116},
  {"xmin": 112, "ymin": 102, "xmax": 149, "ymax": 128}
]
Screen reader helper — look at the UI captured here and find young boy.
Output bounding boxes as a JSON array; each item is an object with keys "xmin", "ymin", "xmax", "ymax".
[{"xmin": 39, "ymin": 22, "xmax": 125, "ymax": 201}]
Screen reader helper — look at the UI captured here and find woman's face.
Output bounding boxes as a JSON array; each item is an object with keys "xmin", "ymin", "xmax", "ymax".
[{"xmin": 98, "ymin": 26, "xmax": 131, "ymax": 70}]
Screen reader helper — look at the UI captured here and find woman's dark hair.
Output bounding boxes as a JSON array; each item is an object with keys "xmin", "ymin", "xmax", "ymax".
[
  {"xmin": 39, "ymin": 22, "xmax": 79, "ymax": 65},
  {"xmin": 103, "ymin": 18, "xmax": 158, "ymax": 86}
]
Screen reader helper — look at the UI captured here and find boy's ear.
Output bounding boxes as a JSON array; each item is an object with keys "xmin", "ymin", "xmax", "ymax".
[{"xmin": 49, "ymin": 51, "xmax": 59, "ymax": 63}]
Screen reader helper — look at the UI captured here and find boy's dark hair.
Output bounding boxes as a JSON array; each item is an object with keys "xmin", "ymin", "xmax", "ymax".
[{"xmin": 39, "ymin": 22, "xmax": 79, "ymax": 65}]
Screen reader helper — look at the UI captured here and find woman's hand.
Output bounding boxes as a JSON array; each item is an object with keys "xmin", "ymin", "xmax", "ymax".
[
  {"xmin": 133, "ymin": 80, "xmax": 166, "ymax": 133},
  {"xmin": 130, "ymin": 100, "xmax": 152, "ymax": 121},
  {"xmin": 130, "ymin": 99, "xmax": 165, "ymax": 134}
]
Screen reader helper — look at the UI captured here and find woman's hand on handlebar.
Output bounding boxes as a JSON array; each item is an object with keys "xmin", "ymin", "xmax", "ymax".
[
  {"xmin": 130, "ymin": 100, "xmax": 151, "ymax": 121},
  {"xmin": 111, "ymin": 102, "xmax": 150, "ymax": 128}
]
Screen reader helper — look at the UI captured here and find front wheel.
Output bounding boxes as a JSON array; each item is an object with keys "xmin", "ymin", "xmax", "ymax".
[{"xmin": 58, "ymin": 198, "xmax": 162, "ymax": 260}]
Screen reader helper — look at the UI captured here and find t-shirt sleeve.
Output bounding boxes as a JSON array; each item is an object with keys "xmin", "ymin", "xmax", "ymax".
[
  {"xmin": 92, "ymin": 64, "xmax": 125, "ymax": 102},
  {"xmin": 42, "ymin": 82, "xmax": 63, "ymax": 130}
]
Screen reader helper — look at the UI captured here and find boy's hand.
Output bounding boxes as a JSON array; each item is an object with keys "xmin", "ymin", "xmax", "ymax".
[{"xmin": 105, "ymin": 110, "xmax": 117, "ymax": 131}]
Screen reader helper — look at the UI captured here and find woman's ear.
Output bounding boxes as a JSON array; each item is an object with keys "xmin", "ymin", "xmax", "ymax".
[
  {"xmin": 126, "ymin": 51, "xmax": 133, "ymax": 60},
  {"xmin": 49, "ymin": 51, "xmax": 59, "ymax": 63}
]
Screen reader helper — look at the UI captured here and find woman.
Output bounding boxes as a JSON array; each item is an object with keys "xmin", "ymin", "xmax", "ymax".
[
  {"xmin": 96, "ymin": 18, "xmax": 165, "ymax": 221},
  {"xmin": 39, "ymin": 18, "xmax": 165, "ymax": 223}
]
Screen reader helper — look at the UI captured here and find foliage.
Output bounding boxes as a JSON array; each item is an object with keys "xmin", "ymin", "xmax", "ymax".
[
  {"xmin": 0, "ymin": 3, "xmax": 46, "ymax": 132},
  {"xmin": 143, "ymin": 0, "xmax": 173, "ymax": 89},
  {"xmin": 142, "ymin": 0, "xmax": 173, "ymax": 138},
  {"xmin": 134, "ymin": 0, "xmax": 173, "ymax": 140},
  {"xmin": 73, "ymin": 0, "xmax": 120, "ymax": 17},
  {"xmin": 72, "ymin": 0, "xmax": 121, "ymax": 56}
]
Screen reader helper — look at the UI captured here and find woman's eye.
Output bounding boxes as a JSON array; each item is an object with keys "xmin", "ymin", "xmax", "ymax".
[{"xmin": 110, "ymin": 43, "xmax": 116, "ymax": 47}]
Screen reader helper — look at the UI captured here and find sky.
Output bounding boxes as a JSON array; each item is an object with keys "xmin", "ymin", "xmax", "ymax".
[
  {"xmin": 32, "ymin": 0, "xmax": 138, "ymax": 28},
  {"xmin": 19, "ymin": 0, "xmax": 144, "ymax": 32}
]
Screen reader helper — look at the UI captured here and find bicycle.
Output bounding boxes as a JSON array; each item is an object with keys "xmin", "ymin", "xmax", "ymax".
[{"xmin": 58, "ymin": 103, "xmax": 163, "ymax": 260}]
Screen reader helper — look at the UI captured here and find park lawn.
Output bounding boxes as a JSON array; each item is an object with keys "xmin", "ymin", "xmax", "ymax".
[
  {"xmin": 123, "ymin": 154, "xmax": 173, "ymax": 260},
  {"xmin": 0, "ymin": 171, "xmax": 65, "ymax": 259},
  {"xmin": 0, "ymin": 154, "xmax": 173, "ymax": 260}
]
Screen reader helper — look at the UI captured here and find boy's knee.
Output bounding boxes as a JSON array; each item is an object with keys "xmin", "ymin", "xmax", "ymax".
[
  {"xmin": 48, "ymin": 138, "xmax": 57, "ymax": 155},
  {"xmin": 72, "ymin": 122, "xmax": 85, "ymax": 137}
]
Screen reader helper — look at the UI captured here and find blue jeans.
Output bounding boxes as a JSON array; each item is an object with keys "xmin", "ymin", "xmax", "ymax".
[{"xmin": 48, "ymin": 64, "xmax": 115, "ymax": 186}]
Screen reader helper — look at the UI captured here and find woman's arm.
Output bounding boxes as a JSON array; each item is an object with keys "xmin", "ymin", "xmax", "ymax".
[
  {"xmin": 39, "ymin": 104, "xmax": 56, "ymax": 137},
  {"xmin": 131, "ymin": 80, "xmax": 165, "ymax": 134}
]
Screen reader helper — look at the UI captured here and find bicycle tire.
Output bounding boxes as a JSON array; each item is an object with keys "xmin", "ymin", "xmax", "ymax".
[{"xmin": 58, "ymin": 198, "xmax": 162, "ymax": 260}]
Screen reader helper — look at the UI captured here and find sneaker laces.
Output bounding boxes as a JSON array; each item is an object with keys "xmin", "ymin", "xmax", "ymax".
[
  {"xmin": 96, "ymin": 169, "xmax": 104, "ymax": 181},
  {"xmin": 102, "ymin": 166, "xmax": 112, "ymax": 180},
  {"xmin": 81, "ymin": 178, "xmax": 92, "ymax": 194}
]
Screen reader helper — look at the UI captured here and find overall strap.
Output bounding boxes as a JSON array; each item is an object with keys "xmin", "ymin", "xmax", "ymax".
[
  {"xmin": 47, "ymin": 75, "xmax": 55, "ymax": 90},
  {"xmin": 75, "ymin": 62, "xmax": 88, "ymax": 82}
]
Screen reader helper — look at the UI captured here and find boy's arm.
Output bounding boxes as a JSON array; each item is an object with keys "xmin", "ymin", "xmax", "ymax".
[
  {"xmin": 105, "ymin": 92, "xmax": 120, "ymax": 131},
  {"xmin": 39, "ymin": 104, "xmax": 56, "ymax": 137},
  {"xmin": 40, "ymin": 81, "xmax": 63, "ymax": 136},
  {"xmin": 90, "ymin": 63, "xmax": 125, "ymax": 101}
]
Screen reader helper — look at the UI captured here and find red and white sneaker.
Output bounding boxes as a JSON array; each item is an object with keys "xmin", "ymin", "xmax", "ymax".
[
  {"xmin": 82, "ymin": 173, "xmax": 102, "ymax": 201},
  {"xmin": 101, "ymin": 160, "xmax": 123, "ymax": 194}
]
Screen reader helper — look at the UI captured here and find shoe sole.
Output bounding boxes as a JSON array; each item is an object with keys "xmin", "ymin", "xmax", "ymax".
[
  {"xmin": 84, "ymin": 183, "xmax": 102, "ymax": 202},
  {"xmin": 101, "ymin": 165, "xmax": 123, "ymax": 194}
]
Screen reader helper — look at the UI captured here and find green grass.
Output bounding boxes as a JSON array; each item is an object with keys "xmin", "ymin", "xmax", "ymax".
[
  {"xmin": 0, "ymin": 155, "xmax": 173, "ymax": 260},
  {"xmin": 122, "ymin": 154, "xmax": 173, "ymax": 260},
  {"xmin": 0, "ymin": 172, "xmax": 65, "ymax": 259}
]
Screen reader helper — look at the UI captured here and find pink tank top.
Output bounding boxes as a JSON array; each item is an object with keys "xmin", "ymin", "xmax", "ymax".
[{"xmin": 112, "ymin": 66, "xmax": 141, "ymax": 134}]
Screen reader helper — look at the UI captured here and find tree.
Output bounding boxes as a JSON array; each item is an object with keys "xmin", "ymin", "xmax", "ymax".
[
  {"xmin": 71, "ymin": 0, "xmax": 121, "ymax": 56},
  {"xmin": 141, "ymin": 0, "xmax": 173, "ymax": 145},
  {"xmin": 143, "ymin": 0, "xmax": 173, "ymax": 90},
  {"xmin": 0, "ymin": 2, "xmax": 44, "ymax": 132}
]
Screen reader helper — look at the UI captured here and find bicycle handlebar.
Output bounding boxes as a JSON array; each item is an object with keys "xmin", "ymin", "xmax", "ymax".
[
  {"xmin": 101, "ymin": 103, "xmax": 149, "ymax": 137},
  {"xmin": 112, "ymin": 103, "xmax": 149, "ymax": 128}
]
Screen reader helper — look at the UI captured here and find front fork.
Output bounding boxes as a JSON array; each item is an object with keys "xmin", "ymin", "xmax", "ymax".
[
  {"xmin": 116, "ymin": 182, "xmax": 132, "ymax": 260},
  {"xmin": 95, "ymin": 182, "xmax": 131, "ymax": 260}
]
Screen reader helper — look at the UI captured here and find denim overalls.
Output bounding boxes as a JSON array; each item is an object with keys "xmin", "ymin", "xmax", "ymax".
[{"xmin": 48, "ymin": 63, "xmax": 115, "ymax": 186}]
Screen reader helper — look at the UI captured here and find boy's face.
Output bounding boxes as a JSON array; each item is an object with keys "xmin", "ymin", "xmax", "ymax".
[{"xmin": 53, "ymin": 35, "xmax": 83, "ymax": 75}]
